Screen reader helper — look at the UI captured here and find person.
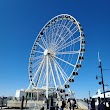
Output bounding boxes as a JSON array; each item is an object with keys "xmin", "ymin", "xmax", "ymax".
[
  {"xmin": 108, "ymin": 101, "xmax": 110, "ymax": 109},
  {"xmin": 98, "ymin": 102, "xmax": 106, "ymax": 110},
  {"xmin": 67, "ymin": 99, "xmax": 71, "ymax": 110},
  {"xmin": 62, "ymin": 100, "xmax": 66, "ymax": 110},
  {"xmin": 91, "ymin": 99, "xmax": 95, "ymax": 110},
  {"xmin": 56, "ymin": 103, "xmax": 59, "ymax": 110},
  {"xmin": 88, "ymin": 103, "xmax": 91, "ymax": 110},
  {"xmin": 40, "ymin": 106, "xmax": 44, "ymax": 110},
  {"xmin": 71, "ymin": 99, "xmax": 76, "ymax": 110},
  {"xmin": 60, "ymin": 106, "xmax": 63, "ymax": 110}
]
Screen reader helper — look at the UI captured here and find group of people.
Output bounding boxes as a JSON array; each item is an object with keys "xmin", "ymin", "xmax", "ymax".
[
  {"xmin": 88, "ymin": 98, "xmax": 107, "ymax": 110},
  {"xmin": 67, "ymin": 99, "xmax": 76, "ymax": 110},
  {"xmin": 88, "ymin": 102, "xmax": 106, "ymax": 110},
  {"xmin": 56, "ymin": 99, "xmax": 76, "ymax": 110}
]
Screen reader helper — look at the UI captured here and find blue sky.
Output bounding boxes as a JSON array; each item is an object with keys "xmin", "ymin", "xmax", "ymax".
[{"xmin": 0, "ymin": 0, "xmax": 110, "ymax": 99}]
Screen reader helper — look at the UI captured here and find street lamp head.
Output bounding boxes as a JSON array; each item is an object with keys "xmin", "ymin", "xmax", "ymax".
[
  {"xmin": 98, "ymin": 65, "xmax": 101, "ymax": 68},
  {"xmin": 99, "ymin": 81, "xmax": 102, "ymax": 85}
]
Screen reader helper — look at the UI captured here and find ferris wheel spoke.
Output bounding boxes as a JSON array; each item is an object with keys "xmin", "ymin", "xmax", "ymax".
[
  {"xmin": 34, "ymin": 50, "xmax": 44, "ymax": 54},
  {"xmin": 32, "ymin": 62, "xmax": 41, "ymax": 72},
  {"xmin": 53, "ymin": 26, "xmax": 60, "ymax": 42},
  {"xmin": 53, "ymin": 19, "xmax": 61, "ymax": 41},
  {"xmin": 41, "ymin": 70, "xmax": 47, "ymax": 87},
  {"xmin": 46, "ymin": 29, "xmax": 51, "ymax": 47},
  {"xmin": 54, "ymin": 55, "xmax": 75, "ymax": 67},
  {"xmin": 52, "ymin": 58, "xmax": 62, "ymax": 86},
  {"xmin": 36, "ymin": 59, "xmax": 45, "ymax": 87},
  {"xmin": 54, "ymin": 58, "xmax": 69, "ymax": 80},
  {"xmin": 46, "ymin": 55, "xmax": 49, "ymax": 98},
  {"xmin": 55, "ymin": 20, "xmax": 67, "ymax": 42},
  {"xmin": 45, "ymin": 29, "xmax": 49, "ymax": 48},
  {"xmin": 37, "ymin": 42, "xmax": 45, "ymax": 50},
  {"xmin": 33, "ymin": 57, "xmax": 45, "ymax": 81},
  {"xmin": 56, "ymin": 50, "xmax": 80, "ymax": 55},
  {"xmin": 46, "ymin": 28, "xmax": 54, "ymax": 48},
  {"xmin": 50, "ymin": 26, "xmax": 58, "ymax": 46},
  {"xmin": 50, "ymin": 27, "xmax": 54, "ymax": 45},
  {"xmin": 52, "ymin": 58, "xmax": 68, "ymax": 86},
  {"xmin": 56, "ymin": 36, "xmax": 80, "ymax": 52},
  {"xmin": 56, "ymin": 25, "xmax": 78, "ymax": 48},
  {"xmin": 31, "ymin": 58, "xmax": 42, "ymax": 68},
  {"xmin": 48, "ymin": 68, "xmax": 52, "ymax": 87},
  {"xmin": 53, "ymin": 59, "xmax": 67, "ymax": 83},
  {"xmin": 52, "ymin": 27, "xmax": 59, "ymax": 44},
  {"xmin": 41, "ymin": 36, "xmax": 48, "ymax": 48},
  {"xmin": 56, "ymin": 21, "xmax": 73, "ymax": 44},
  {"xmin": 54, "ymin": 61, "xmax": 66, "ymax": 83},
  {"xmin": 59, "ymin": 20, "xmax": 69, "ymax": 36},
  {"xmin": 66, "ymin": 20, "xmax": 74, "ymax": 29},
  {"xmin": 33, "ymin": 55, "xmax": 43, "ymax": 60},
  {"xmin": 54, "ymin": 26, "xmax": 67, "ymax": 45},
  {"xmin": 51, "ymin": 20, "xmax": 61, "ymax": 44},
  {"xmin": 62, "ymin": 25, "xmax": 78, "ymax": 42},
  {"xmin": 49, "ymin": 57, "xmax": 57, "ymax": 88},
  {"xmin": 55, "ymin": 20, "xmax": 72, "ymax": 43}
]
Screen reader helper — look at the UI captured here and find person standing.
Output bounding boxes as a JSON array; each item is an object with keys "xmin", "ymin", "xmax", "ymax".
[
  {"xmin": 62, "ymin": 100, "xmax": 66, "ymax": 110},
  {"xmin": 88, "ymin": 103, "xmax": 91, "ymax": 110},
  {"xmin": 98, "ymin": 102, "xmax": 106, "ymax": 110},
  {"xmin": 56, "ymin": 103, "xmax": 59, "ymax": 110},
  {"xmin": 91, "ymin": 99, "xmax": 95, "ymax": 110},
  {"xmin": 71, "ymin": 99, "xmax": 76, "ymax": 110}
]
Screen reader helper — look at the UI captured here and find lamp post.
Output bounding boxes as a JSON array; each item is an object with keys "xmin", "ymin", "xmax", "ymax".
[
  {"xmin": 89, "ymin": 91, "xmax": 90, "ymax": 100},
  {"xmin": 97, "ymin": 52, "xmax": 106, "ymax": 106}
]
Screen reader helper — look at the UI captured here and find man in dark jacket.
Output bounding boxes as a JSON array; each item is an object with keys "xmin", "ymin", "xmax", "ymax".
[{"xmin": 98, "ymin": 102, "xmax": 106, "ymax": 110}]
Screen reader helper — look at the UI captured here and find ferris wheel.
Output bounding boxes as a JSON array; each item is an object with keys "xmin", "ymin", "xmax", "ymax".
[{"xmin": 28, "ymin": 14, "xmax": 85, "ymax": 98}]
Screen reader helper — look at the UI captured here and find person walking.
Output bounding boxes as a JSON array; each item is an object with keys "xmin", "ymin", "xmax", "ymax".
[{"xmin": 67, "ymin": 99, "xmax": 71, "ymax": 110}]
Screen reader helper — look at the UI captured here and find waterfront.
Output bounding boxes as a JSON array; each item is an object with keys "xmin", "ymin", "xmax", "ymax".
[{"xmin": 0, "ymin": 98, "xmax": 88, "ymax": 110}]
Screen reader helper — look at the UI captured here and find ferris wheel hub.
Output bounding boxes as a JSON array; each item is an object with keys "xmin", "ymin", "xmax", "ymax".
[{"xmin": 44, "ymin": 49, "xmax": 49, "ymax": 56}]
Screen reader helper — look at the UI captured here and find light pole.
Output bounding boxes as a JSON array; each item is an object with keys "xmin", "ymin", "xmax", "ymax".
[
  {"xmin": 89, "ymin": 91, "xmax": 90, "ymax": 100},
  {"xmin": 97, "ymin": 52, "xmax": 106, "ymax": 106}
]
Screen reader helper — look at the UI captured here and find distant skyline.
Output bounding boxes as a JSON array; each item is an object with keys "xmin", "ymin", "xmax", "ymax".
[{"xmin": 0, "ymin": 0, "xmax": 110, "ymax": 99}]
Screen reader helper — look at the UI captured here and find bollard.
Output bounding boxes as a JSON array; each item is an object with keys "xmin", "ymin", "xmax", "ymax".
[
  {"xmin": 98, "ymin": 97, "xmax": 100, "ymax": 105},
  {"xmin": 51, "ymin": 96, "xmax": 53, "ymax": 106},
  {"xmin": 47, "ymin": 99, "xmax": 49, "ymax": 109},
  {"xmin": 21, "ymin": 96, "xmax": 24, "ymax": 110},
  {"xmin": 1, "ymin": 97, "xmax": 4, "ymax": 109}
]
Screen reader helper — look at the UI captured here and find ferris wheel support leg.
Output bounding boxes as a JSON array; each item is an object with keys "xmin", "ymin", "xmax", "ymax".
[
  {"xmin": 46, "ymin": 55, "xmax": 49, "ymax": 99},
  {"xmin": 27, "ymin": 83, "xmax": 31, "ymax": 91},
  {"xmin": 37, "ymin": 91, "xmax": 39, "ymax": 101}
]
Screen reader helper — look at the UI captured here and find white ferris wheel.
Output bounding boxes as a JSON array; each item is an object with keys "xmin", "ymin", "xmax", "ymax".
[{"xmin": 28, "ymin": 14, "xmax": 85, "ymax": 99}]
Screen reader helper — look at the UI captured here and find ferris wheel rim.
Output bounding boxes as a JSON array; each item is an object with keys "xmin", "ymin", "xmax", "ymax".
[{"xmin": 28, "ymin": 14, "xmax": 85, "ymax": 90}]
